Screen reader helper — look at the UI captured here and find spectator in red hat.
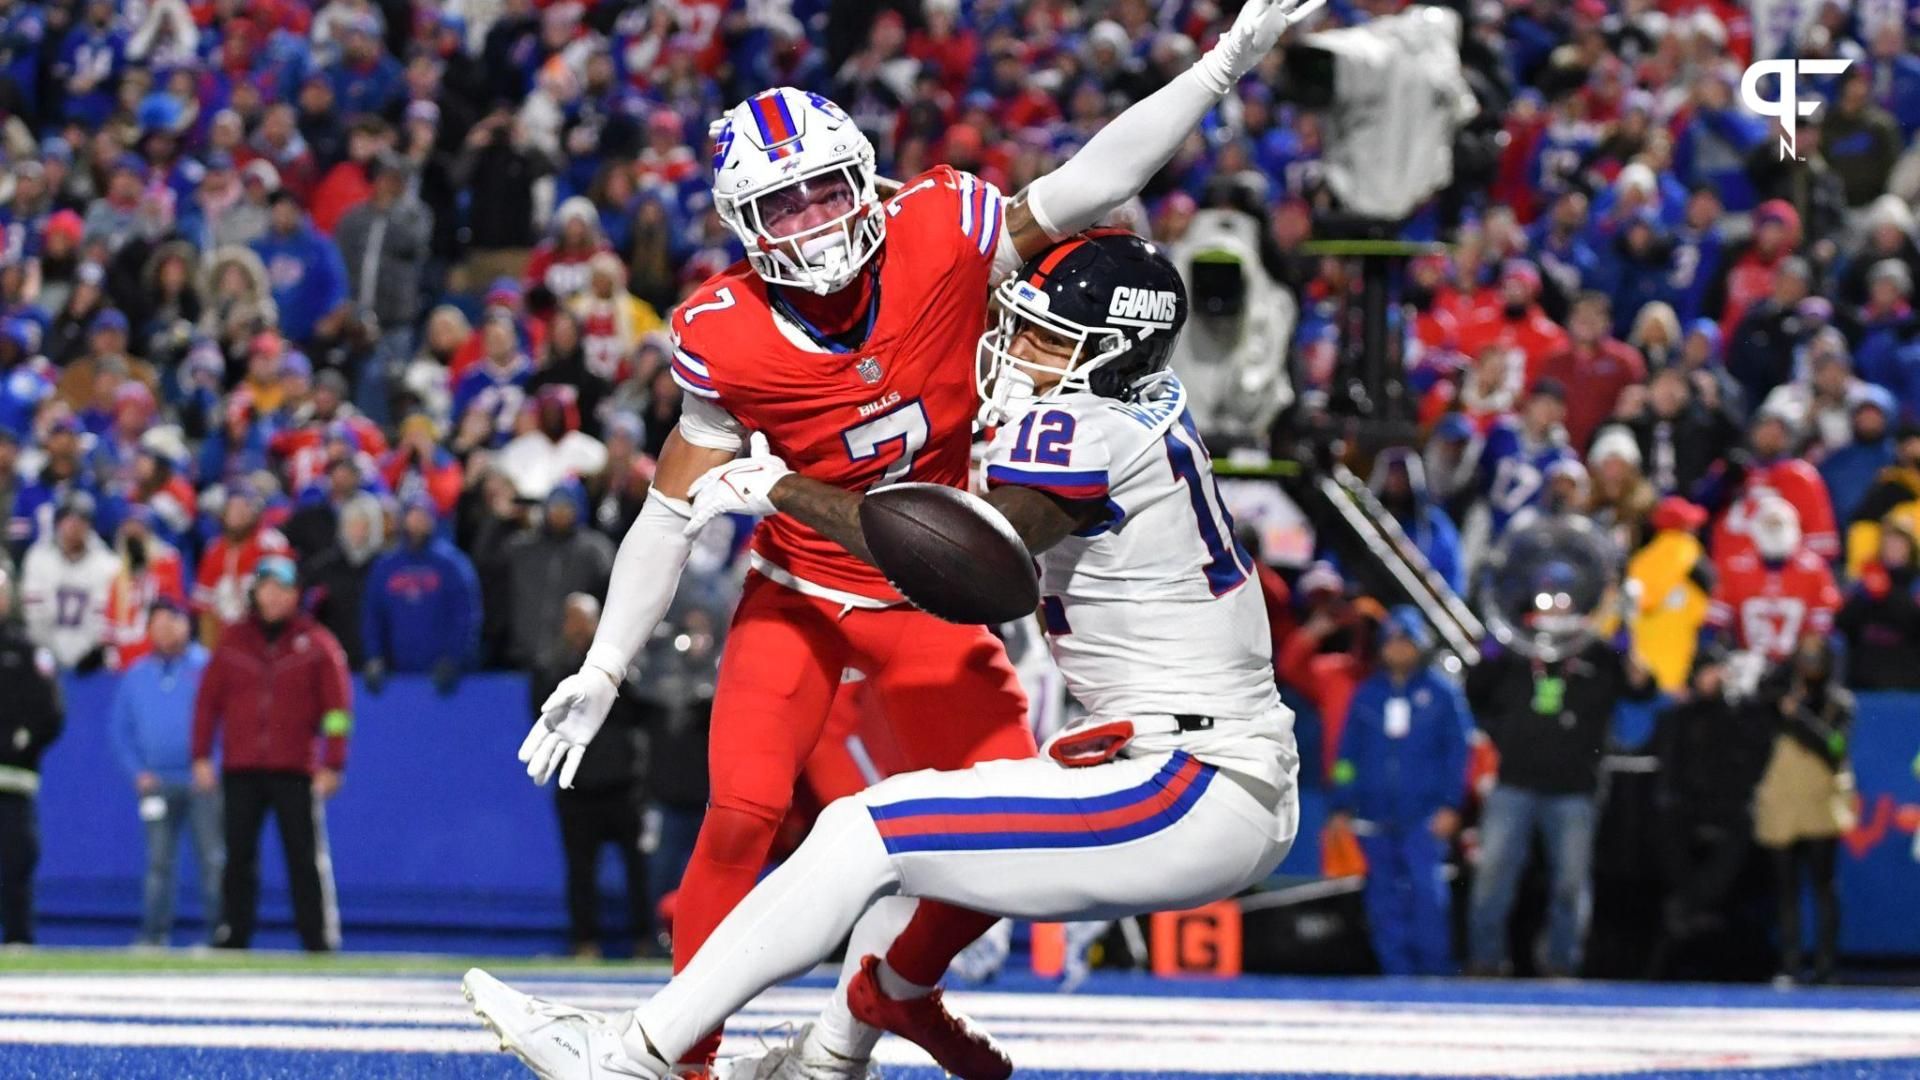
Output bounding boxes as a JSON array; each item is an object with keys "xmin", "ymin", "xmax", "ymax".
[
  {"xmin": 35, "ymin": 212, "xmax": 87, "ymax": 318},
  {"xmin": 1458, "ymin": 260, "xmax": 1570, "ymax": 378},
  {"xmin": 1535, "ymin": 291, "xmax": 1648, "ymax": 450}
]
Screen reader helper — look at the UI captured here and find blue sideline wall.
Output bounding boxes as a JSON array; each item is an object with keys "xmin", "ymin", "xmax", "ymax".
[{"xmin": 29, "ymin": 674, "xmax": 1920, "ymax": 957}]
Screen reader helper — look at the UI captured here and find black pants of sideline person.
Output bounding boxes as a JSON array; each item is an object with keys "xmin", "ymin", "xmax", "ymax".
[
  {"xmin": 557, "ymin": 786, "xmax": 650, "ymax": 954},
  {"xmin": 218, "ymin": 770, "xmax": 335, "ymax": 952},
  {"xmin": 0, "ymin": 793, "xmax": 37, "ymax": 944}
]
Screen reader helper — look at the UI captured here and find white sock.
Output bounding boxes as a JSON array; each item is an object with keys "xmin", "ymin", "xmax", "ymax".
[
  {"xmin": 816, "ymin": 896, "xmax": 918, "ymax": 1059},
  {"xmin": 631, "ymin": 800, "xmax": 897, "ymax": 1062},
  {"xmin": 876, "ymin": 959, "xmax": 936, "ymax": 1000}
]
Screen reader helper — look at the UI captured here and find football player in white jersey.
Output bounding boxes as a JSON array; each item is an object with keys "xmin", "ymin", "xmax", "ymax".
[{"xmin": 463, "ymin": 232, "xmax": 1300, "ymax": 1080}]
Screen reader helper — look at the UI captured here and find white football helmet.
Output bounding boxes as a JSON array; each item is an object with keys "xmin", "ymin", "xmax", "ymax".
[
  {"xmin": 709, "ymin": 87, "xmax": 883, "ymax": 295},
  {"xmin": 1748, "ymin": 494, "xmax": 1802, "ymax": 561}
]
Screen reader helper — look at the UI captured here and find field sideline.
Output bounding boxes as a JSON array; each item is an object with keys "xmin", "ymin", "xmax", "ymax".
[{"xmin": 2, "ymin": 950, "xmax": 1919, "ymax": 1079}]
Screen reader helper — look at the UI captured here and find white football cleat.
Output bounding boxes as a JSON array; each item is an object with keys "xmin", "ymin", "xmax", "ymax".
[
  {"xmin": 463, "ymin": 967, "xmax": 665, "ymax": 1079},
  {"xmin": 714, "ymin": 1023, "xmax": 879, "ymax": 1080}
]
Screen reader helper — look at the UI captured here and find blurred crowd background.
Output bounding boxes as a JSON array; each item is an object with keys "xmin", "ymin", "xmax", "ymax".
[{"xmin": 0, "ymin": 0, "xmax": 1917, "ymax": 981}]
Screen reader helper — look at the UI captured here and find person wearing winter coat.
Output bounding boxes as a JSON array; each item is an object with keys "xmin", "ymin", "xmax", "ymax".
[
  {"xmin": 19, "ymin": 493, "xmax": 119, "ymax": 671},
  {"xmin": 1166, "ymin": 207, "xmax": 1297, "ymax": 443},
  {"xmin": 1647, "ymin": 643, "xmax": 1779, "ymax": 977},
  {"xmin": 1753, "ymin": 635, "xmax": 1855, "ymax": 984},
  {"xmin": 301, "ymin": 492, "xmax": 386, "ymax": 669},
  {"xmin": 502, "ymin": 481, "xmax": 613, "ymax": 669},
  {"xmin": 0, "ymin": 562, "xmax": 64, "ymax": 944},
  {"xmin": 1329, "ymin": 608, "xmax": 1472, "ymax": 976},
  {"xmin": 1836, "ymin": 519, "xmax": 1920, "ymax": 690},
  {"xmin": 1368, "ymin": 448, "xmax": 1465, "ymax": 594},
  {"xmin": 1624, "ymin": 497, "xmax": 1715, "ymax": 693},
  {"xmin": 249, "ymin": 192, "xmax": 349, "ymax": 347},
  {"xmin": 362, "ymin": 495, "xmax": 480, "ymax": 692}
]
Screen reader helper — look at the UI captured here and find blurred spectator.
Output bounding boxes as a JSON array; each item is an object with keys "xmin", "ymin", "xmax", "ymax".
[
  {"xmin": 1277, "ymin": 566, "xmax": 1380, "ymax": 780},
  {"xmin": 633, "ymin": 592, "xmax": 725, "ymax": 947},
  {"xmin": 363, "ymin": 495, "xmax": 480, "ymax": 693},
  {"xmin": 301, "ymin": 492, "xmax": 386, "ymax": 670},
  {"xmin": 1465, "ymin": 636, "xmax": 1653, "ymax": 977},
  {"xmin": 452, "ymin": 313, "xmax": 535, "ymax": 448},
  {"xmin": 251, "ymin": 191, "xmax": 350, "ymax": 348},
  {"xmin": 285, "ymin": 456, "xmax": 369, "ymax": 560},
  {"xmin": 192, "ymin": 555, "xmax": 349, "ymax": 953},
  {"xmin": 1844, "ymin": 422, "xmax": 1920, "ymax": 577},
  {"xmin": 193, "ymin": 489, "xmax": 292, "ymax": 645},
  {"xmin": 1624, "ymin": 497, "xmax": 1713, "ymax": 693},
  {"xmin": 528, "ymin": 312, "xmax": 612, "ymax": 440},
  {"xmin": 1538, "ymin": 292, "xmax": 1647, "ymax": 450},
  {"xmin": 568, "ymin": 255, "xmax": 663, "ymax": 392},
  {"xmin": 380, "ymin": 414, "xmax": 463, "ymax": 518},
  {"xmin": 1819, "ymin": 395, "xmax": 1895, "ymax": 525},
  {"xmin": 1368, "ymin": 449, "xmax": 1464, "ymax": 594},
  {"xmin": 497, "ymin": 384, "xmax": 607, "ymax": 502},
  {"xmin": 527, "ymin": 196, "xmax": 614, "ymax": 304},
  {"xmin": 454, "ymin": 107, "xmax": 547, "ymax": 272},
  {"xmin": 586, "ymin": 413, "xmax": 655, "ymax": 541},
  {"xmin": 1586, "ymin": 426, "xmax": 1656, "ymax": 554},
  {"xmin": 105, "ymin": 508, "xmax": 187, "ymax": 671},
  {"xmin": 1167, "ymin": 207, "xmax": 1296, "ymax": 442},
  {"xmin": 19, "ymin": 492, "xmax": 117, "ymax": 671},
  {"xmin": 1329, "ymin": 607, "xmax": 1471, "ymax": 977},
  {"xmin": 1708, "ymin": 497, "xmax": 1841, "ymax": 662},
  {"xmin": 13, "ymin": 415, "xmax": 104, "ymax": 554},
  {"xmin": 1759, "ymin": 329, "xmax": 1869, "ymax": 454},
  {"xmin": 1837, "ymin": 520, "xmax": 1920, "ymax": 690},
  {"xmin": 1458, "ymin": 261, "xmax": 1569, "ymax": 377},
  {"xmin": 503, "ymin": 482, "xmax": 613, "ymax": 669},
  {"xmin": 533, "ymin": 593, "xmax": 650, "ymax": 958},
  {"xmin": 1754, "ymin": 635, "xmax": 1854, "ymax": 985},
  {"xmin": 1820, "ymin": 73, "xmax": 1901, "ymax": 210},
  {"xmin": 1724, "ymin": 253, "xmax": 1816, "ymax": 411},
  {"xmin": 0, "ymin": 563, "xmax": 63, "ymax": 945},
  {"xmin": 1476, "ymin": 379, "xmax": 1578, "ymax": 539},
  {"xmin": 1647, "ymin": 642, "xmax": 1775, "ymax": 976},
  {"xmin": 334, "ymin": 152, "xmax": 433, "ymax": 425},
  {"xmin": 109, "ymin": 597, "xmax": 221, "ymax": 947}
]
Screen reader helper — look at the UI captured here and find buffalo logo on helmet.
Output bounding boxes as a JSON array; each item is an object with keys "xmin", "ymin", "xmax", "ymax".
[{"xmin": 855, "ymin": 357, "xmax": 883, "ymax": 384}]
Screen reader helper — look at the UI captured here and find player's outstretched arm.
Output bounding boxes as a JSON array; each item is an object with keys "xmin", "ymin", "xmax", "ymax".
[
  {"xmin": 682, "ymin": 435, "xmax": 1097, "ymax": 561},
  {"xmin": 519, "ymin": 428, "xmax": 734, "ymax": 788},
  {"xmin": 1007, "ymin": 0, "xmax": 1323, "ymax": 260}
]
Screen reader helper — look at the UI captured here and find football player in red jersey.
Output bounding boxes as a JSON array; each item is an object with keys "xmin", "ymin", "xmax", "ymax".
[
  {"xmin": 509, "ymin": 2, "xmax": 1324, "ymax": 1076},
  {"xmin": 1708, "ymin": 495, "xmax": 1841, "ymax": 662}
]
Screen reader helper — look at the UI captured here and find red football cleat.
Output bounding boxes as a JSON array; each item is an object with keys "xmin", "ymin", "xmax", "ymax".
[{"xmin": 845, "ymin": 954, "xmax": 1011, "ymax": 1080}]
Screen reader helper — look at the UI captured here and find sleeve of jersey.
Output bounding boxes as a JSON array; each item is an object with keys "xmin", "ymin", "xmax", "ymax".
[
  {"xmin": 668, "ymin": 335, "xmax": 723, "ymax": 403},
  {"xmin": 982, "ymin": 406, "xmax": 1116, "ymax": 504},
  {"xmin": 894, "ymin": 166, "xmax": 1008, "ymax": 279}
]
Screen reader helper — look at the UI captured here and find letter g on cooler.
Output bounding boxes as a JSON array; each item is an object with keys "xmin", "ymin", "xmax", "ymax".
[{"xmin": 1739, "ymin": 59, "xmax": 1853, "ymax": 160}]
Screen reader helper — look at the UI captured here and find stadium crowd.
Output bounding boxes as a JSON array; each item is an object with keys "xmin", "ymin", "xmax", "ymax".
[{"xmin": 0, "ymin": 0, "xmax": 1914, "ymax": 978}]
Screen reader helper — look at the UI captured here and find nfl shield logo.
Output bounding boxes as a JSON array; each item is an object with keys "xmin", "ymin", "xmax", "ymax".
[{"xmin": 855, "ymin": 357, "xmax": 883, "ymax": 384}]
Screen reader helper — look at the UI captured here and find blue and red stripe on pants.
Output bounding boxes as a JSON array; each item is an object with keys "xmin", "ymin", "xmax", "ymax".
[{"xmin": 866, "ymin": 752, "xmax": 1216, "ymax": 854}]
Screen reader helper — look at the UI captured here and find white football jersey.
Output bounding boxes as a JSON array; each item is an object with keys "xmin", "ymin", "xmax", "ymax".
[{"xmin": 982, "ymin": 376, "xmax": 1281, "ymax": 722}]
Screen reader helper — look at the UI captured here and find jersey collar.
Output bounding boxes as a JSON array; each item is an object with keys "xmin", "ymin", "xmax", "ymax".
[{"xmin": 767, "ymin": 270, "xmax": 882, "ymax": 355}]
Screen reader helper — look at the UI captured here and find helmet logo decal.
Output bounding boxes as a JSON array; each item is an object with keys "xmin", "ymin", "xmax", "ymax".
[
  {"xmin": 1107, "ymin": 287, "xmax": 1179, "ymax": 326},
  {"xmin": 710, "ymin": 119, "xmax": 735, "ymax": 173},
  {"xmin": 747, "ymin": 91, "xmax": 804, "ymax": 150},
  {"xmin": 855, "ymin": 357, "xmax": 883, "ymax": 385}
]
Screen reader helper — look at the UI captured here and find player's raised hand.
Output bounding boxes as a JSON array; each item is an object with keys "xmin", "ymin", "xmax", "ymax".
[
  {"xmin": 1193, "ymin": 0, "xmax": 1327, "ymax": 94},
  {"xmin": 519, "ymin": 665, "xmax": 621, "ymax": 788},
  {"xmin": 683, "ymin": 432, "xmax": 793, "ymax": 536}
]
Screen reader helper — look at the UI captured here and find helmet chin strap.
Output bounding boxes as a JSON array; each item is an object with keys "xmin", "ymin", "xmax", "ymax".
[{"xmin": 979, "ymin": 367, "xmax": 1036, "ymax": 428}]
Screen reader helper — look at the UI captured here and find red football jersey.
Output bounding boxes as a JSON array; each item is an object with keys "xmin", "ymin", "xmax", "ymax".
[
  {"xmin": 1710, "ymin": 458, "xmax": 1840, "ymax": 567},
  {"xmin": 1707, "ymin": 549, "xmax": 1840, "ymax": 661},
  {"xmin": 670, "ymin": 165, "xmax": 1006, "ymax": 601}
]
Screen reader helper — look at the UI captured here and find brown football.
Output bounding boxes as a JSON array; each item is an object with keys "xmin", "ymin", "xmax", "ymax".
[{"xmin": 859, "ymin": 483, "xmax": 1040, "ymax": 624}]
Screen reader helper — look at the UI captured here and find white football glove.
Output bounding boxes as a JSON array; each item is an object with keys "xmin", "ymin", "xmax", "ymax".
[
  {"xmin": 683, "ymin": 432, "xmax": 792, "ymax": 536},
  {"xmin": 519, "ymin": 664, "xmax": 621, "ymax": 788},
  {"xmin": 1192, "ymin": 0, "xmax": 1328, "ymax": 95}
]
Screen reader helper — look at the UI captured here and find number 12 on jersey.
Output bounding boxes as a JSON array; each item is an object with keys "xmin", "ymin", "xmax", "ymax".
[{"xmin": 1165, "ymin": 420, "xmax": 1250, "ymax": 595}]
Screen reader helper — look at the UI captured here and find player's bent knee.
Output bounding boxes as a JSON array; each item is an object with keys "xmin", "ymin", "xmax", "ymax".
[{"xmin": 811, "ymin": 796, "xmax": 901, "ymax": 889}]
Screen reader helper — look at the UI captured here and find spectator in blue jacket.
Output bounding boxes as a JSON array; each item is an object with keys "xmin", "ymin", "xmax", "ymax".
[
  {"xmin": 109, "ymin": 597, "xmax": 223, "ymax": 947},
  {"xmin": 250, "ymin": 192, "xmax": 349, "ymax": 347},
  {"xmin": 1369, "ymin": 448, "xmax": 1465, "ymax": 594},
  {"xmin": 326, "ymin": 15, "xmax": 404, "ymax": 119},
  {"xmin": 1821, "ymin": 393, "xmax": 1897, "ymax": 523},
  {"xmin": 362, "ymin": 494, "xmax": 480, "ymax": 694},
  {"xmin": 1330, "ymin": 606, "xmax": 1473, "ymax": 976}
]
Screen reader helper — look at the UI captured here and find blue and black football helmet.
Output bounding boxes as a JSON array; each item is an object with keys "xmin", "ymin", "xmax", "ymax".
[{"xmin": 976, "ymin": 229, "xmax": 1188, "ymax": 425}]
